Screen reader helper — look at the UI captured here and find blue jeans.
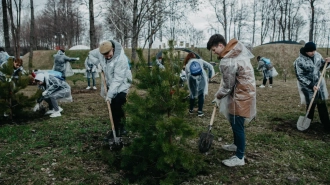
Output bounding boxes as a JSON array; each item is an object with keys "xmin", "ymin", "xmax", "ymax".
[
  {"xmin": 189, "ymin": 93, "xmax": 204, "ymax": 112},
  {"xmin": 229, "ymin": 114, "xmax": 245, "ymax": 159},
  {"xmin": 87, "ymin": 71, "xmax": 95, "ymax": 86}
]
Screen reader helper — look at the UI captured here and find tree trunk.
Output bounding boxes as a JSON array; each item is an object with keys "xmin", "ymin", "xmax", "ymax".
[
  {"xmin": 131, "ymin": 0, "xmax": 138, "ymax": 61},
  {"xmin": 29, "ymin": 0, "xmax": 35, "ymax": 73},
  {"xmin": 89, "ymin": 0, "xmax": 97, "ymax": 49},
  {"xmin": 2, "ymin": 0, "xmax": 10, "ymax": 50},
  {"xmin": 308, "ymin": 0, "xmax": 315, "ymax": 41}
]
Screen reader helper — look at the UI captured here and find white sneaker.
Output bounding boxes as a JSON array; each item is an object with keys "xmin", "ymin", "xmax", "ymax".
[
  {"xmin": 259, "ymin": 85, "xmax": 265, "ymax": 88},
  {"xmin": 58, "ymin": 106, "xmax": 63, "ymax": 112},
  {"xmin": 93, "ymin": 86, "xmax": 97, "ymax": 90},
  {"xmin": 222, "ymin": 144, "xmax": 237, "ymax": 151},
  {"xmin": 45, "ymin": 109, "xmax": 55, "ymax": 115},
  {"xmin": 86, "ymin": 86, "xmax": 91, "ymax": 90},
  {"xmin": 222, "ymin": 156, "xmax": 245, "ymax": 167},
  {"xmin": 50, "ymin": 111, "xmax": 61, "ymax": 118},
  {"xmin": 269, "ymin": 85, "xmax": 272, "ymax": 88}
]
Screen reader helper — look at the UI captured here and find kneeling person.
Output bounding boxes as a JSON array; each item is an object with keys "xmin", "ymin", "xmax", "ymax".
[{"xmin": 34, "ymin": 73, "xmax": 72, "ymax": 118}]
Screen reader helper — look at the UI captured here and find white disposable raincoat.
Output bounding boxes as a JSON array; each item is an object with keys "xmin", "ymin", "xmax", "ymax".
[
  {"xmin": 215, "ymin": 39, "xmax": 256, "ymax": 122},
  {"xmin": 185, "ymin": 58, "xmax": 215, "ymax": 98},
  {"xmin": 39, "ymin": 72, "xmax": 72, "ymax": 102},
  {"xmin": 84, "ymin": 56, "xmax": 99, "ymax": 78},
  {"xmin": 0, "ymin": 51, "xmax": 9, "ymax": 67},
  {"xmin": 293, "ymin": 48, "xmax": 328, "ymax": 104},
  {"xmin": 52, "ymin": 50, "xmax": 77, "ymax": 77},
  {"xmin": 89, "ymin": 40, "xmax": 132, "ymax": 99}
]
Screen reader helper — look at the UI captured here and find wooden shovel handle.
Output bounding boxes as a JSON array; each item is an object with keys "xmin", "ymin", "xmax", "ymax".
[
  {"xmin": 209, "ymin": 106, "xmax": 217, "ymax": 126},
  {"xmin": 101, "ymin": 72, "xmax": 116, "ymax": 133},
  {"xmin": 306, "ymin": 63, "xmax": 328, "ymax": 114}
]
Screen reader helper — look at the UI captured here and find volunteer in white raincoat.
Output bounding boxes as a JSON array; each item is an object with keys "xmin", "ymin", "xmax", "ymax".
[
  {"xmin": 89, "ymin": 40, "xmax": 132, "ymax": 137},
  {"xmin": 84, "ymin": 56, "xmax": 99, "ymax": 90},
  {"xmin": 34, "ymin": 72, "xmax": 72, "ymax": 118},
  {"xmin": 207, "ymin": 34, "xmax": 256, "ymax": 167},
  {"xmin": 0, "ymin": 47, "xmax": 9, "ymax": 67},
  {"xmin": 185, "ymin": 55, "xmax": 215, "ymax": 117},
  {"xmin": 52, "ymin": 49, "xmax": 79, "ymax": 80},
  {"xmin": 257, "ymin": 56, "xmax": 278, "ymax": 88},
  {"xmin": 293, "ymin": 41, "xmax": 330, "ymax": 132}
]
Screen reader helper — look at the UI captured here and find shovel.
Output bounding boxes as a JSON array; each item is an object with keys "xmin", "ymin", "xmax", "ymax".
[
  {"xmin": 297, "ymin": 63, "xmax": 328, "ymax": 131},
  {"xmin": 198, "ymin": 106, "xmax": 217, "ymax": 153},
  {"xmin": 101, "ymin": 72, "xmax": 123, "ymax": 150}
]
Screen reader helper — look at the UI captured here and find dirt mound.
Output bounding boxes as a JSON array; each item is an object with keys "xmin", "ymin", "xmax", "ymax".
[{"xmin": 22, "ymin": 50, "xmax": 57, "ymax": 70}]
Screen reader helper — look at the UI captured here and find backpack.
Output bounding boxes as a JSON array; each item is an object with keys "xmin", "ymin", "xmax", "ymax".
[
  {"xmin": 47, "ymin": 70, "xmax": 65, "ymax": 81},
  {"xmin": 262, "ymin": 58, "xmax": 273, "ymax": 70},
  {"xmin": 190, "ymin": 61, "xmax": 202, "ymax": 76}
]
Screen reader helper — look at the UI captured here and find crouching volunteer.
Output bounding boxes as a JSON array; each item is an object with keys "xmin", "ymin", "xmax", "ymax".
[
  {"xmin": 184, "ymin": 52, "xmax": 215, "ymax": 117},
  {"xmin": 89, "ymin": 40, "xmax": 132, "ymax": 137},
  {"xmin": 257, "ymin": 56, "xmax": 277, "ymax": 88},
  {"xmin": 207, "ymin": 34, "xmax": 256, "ymax": 167},
  {"xmin": 34, "ymin": 72, "xmax": 72, "ymax": 118}
]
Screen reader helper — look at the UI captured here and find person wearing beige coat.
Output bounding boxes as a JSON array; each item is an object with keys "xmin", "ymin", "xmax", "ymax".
[{"xmin": 207, "ymin": 34, "xmax": 256, "ymax": 167}]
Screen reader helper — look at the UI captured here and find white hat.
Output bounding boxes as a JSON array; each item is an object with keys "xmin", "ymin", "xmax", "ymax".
[{"xmin": 35, "ymin": 73, "xmax": 45, "ymax": 82}]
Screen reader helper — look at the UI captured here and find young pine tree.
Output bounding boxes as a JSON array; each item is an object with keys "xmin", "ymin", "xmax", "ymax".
[
  {"xmin": 0, "ymin": 59, "xmax": 37, "ymax": 122},
  {"xmin": 120, "ymin": 41, "xmax": 206, "ymax": 184}
]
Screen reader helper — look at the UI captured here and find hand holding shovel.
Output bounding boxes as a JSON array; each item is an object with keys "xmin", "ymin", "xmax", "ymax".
[{"xmin": 297, "ymin": 62, "xmax": 328, "ymax": 131}]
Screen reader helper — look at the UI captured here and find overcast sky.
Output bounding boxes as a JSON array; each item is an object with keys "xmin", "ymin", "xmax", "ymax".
[{"xmin": 9, "ymin": 0, "xmax": 329, "ymax": 49}]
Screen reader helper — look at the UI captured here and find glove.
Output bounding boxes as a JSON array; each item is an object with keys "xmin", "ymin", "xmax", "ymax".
[
  {"xmin": 37, "ymin": 96, "xmax": 44, "ymax": 103},
  {"xmin": 33, "ymin": 103, "xmax": 40, "ymax": 112},
  {"xmin": 105, "ymin": 97, "xmax": 112, "ymax": 103},
  {"xmin": 212, "ymin": 98, "xmax": 221, "ymax": 108},
  {"xmin": 76, "ymin": 57, "xmax": 80, "ymax": 60},
  {"xmin": 42, "ymin": 91, "xmax": 48, "ymax": 96}
]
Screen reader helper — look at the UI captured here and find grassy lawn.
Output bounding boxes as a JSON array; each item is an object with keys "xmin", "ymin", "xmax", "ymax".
[{"xmin": 1, "ymin": 72, "xmax": 330, "ymax": 184}]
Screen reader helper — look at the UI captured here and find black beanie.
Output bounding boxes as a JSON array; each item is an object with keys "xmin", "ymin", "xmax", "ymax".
[{"xmin": 304, "ymin": 42, "xmax": 316, "ymax": 52}]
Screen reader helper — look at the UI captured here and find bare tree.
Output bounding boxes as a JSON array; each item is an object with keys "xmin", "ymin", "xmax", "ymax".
[
  {"xmin": 7, "ymin": 0, "xmax": 22, "ymax": 58},
  {"xmin": 260, "ymin": 0, "xmax": 270, "ymax": 44},
  {"xmin": 306, "ymin": 0, "xmax": 316, "ymax": 41},
  {"xmin": 209, "ymin": 0, "xmax": 231, "ymax": 41},
  {"xmin": 28, "ymin": 0, "xmax": 35, "ymax": 72},
  {"xmin": 251, "ymin": 0, "xmax": 257, "ymax": 46},
  {"xmin": 2, "ymin": 0, "xmax": 10, "ymax": 50}
]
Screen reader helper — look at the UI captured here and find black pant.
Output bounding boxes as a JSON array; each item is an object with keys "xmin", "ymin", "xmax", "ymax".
[
  {"xmin": 307, "ymin": 99, "xmax": 330, "ymax": 130},
  {"xmin": 111, "ymin": 92, "xmax": 127, "ymax": 133},
  {"xmin": 262, "ymin": 76, "xmax": 273, "ymax": 85},
  {"xmin": 189, "ymin": 93, "xmax": 204, "ymax": 112}
]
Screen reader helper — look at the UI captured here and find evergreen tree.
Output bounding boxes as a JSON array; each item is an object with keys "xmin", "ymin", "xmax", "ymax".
[
  {"xmin": 0, "ymin": 59, "xmax": 38, "ymax": 123},
  {"xmin": 120, "ymin": 41, "xmax": 206, "ymax": 184}
]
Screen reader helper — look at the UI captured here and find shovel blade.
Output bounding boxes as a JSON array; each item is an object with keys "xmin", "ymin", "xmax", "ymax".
[
  {"xmin": 198, "ymin": 132, "xmax": 214, "ymax": 153},
  {"xmin": 297, "ymin": 116, "xmax": 311, "ymax": 131}
]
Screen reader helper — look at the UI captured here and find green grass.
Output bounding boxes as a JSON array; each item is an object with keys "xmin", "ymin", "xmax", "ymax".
[{"xmin": 3, "ymin": 43, "xmax": 330, "ymax": 184}]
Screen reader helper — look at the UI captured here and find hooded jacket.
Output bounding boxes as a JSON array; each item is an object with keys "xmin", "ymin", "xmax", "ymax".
[
  {"xmin": 89, "ymin": 40, "xmax": 132, "ymax": 99},
  {"xmin": 0, "ymin": 51, "xmax": 9, "ymax": 67},
  {"xmin": 215, "ymin": 39, "xmax": 256, "ymax": 121},
  {"xmin": 293, "ymin": 48, "xmax": 328, "ymax": 104},
  {"xmin": 53, "ymin": 50, "xmax": 77, "ymax": 77},
  {"xmin": 39, "ymin": 72, "xmax": 72, "ymax": 102},
  {"xmin": 185, "ymin": 58, "xmax": 215, "ymax": 98}
]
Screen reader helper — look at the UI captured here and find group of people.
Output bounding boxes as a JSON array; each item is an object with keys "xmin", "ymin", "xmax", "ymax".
[
  {"xmin": 2, "ymin": 32, "xmax": 329, "ymax": 168},
  {"xmin": 181, "ymin": 35, "xmax": 330, "ymax": 168}
]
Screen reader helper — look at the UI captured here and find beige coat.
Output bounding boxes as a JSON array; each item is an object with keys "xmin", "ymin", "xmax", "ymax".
[{"xmin": 216, "ymin": 39, "xmax": 256, "ymax": 120}]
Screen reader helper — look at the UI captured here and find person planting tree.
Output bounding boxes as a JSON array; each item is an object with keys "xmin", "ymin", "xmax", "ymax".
[
  {"xmin": 293, "ymin": 41, "xmax": 330, "ymax": 132},
  {"xmin": 207, "ymin": 34, "xmax": 256, "ymax": 167}
]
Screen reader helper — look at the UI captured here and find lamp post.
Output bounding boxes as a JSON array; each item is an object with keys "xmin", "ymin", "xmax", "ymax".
[{"xmin": 54, "ymin": 35, "xmax": 57, "ymax": 50}]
